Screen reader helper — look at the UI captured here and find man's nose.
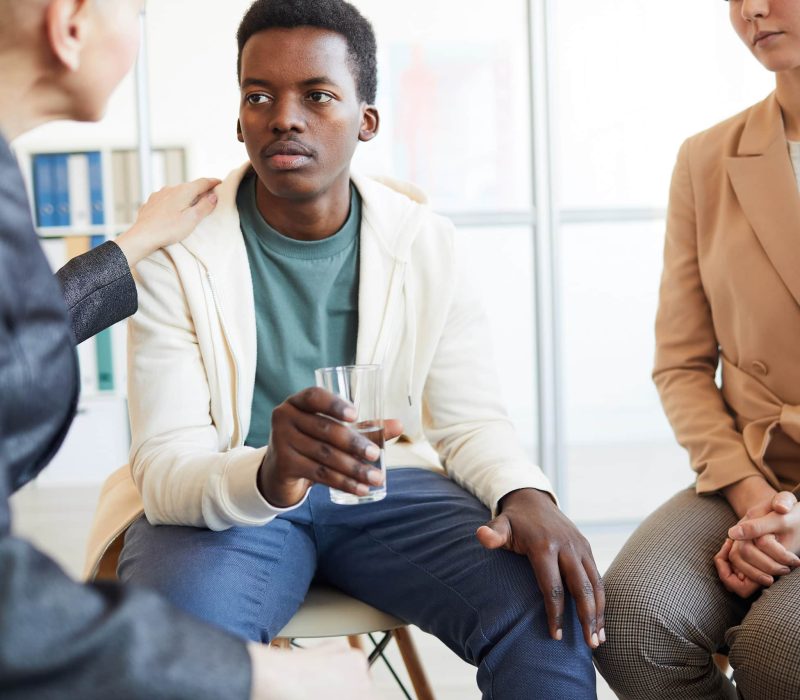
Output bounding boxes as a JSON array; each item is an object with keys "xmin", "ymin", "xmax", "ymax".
[{"xmin": 269, "ymin": 98, "xmax": 306, "ymax": 133}]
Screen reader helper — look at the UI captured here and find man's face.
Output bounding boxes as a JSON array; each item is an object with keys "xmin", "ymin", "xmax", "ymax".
[{"xmin": 237, "ymin": 26, "xmax": 378, "ymax": 202}]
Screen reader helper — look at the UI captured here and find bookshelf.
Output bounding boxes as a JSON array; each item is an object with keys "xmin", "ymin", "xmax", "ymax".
[{"xmin": 13, "ymin": 144, "xmax": 186, "ymax": 484}]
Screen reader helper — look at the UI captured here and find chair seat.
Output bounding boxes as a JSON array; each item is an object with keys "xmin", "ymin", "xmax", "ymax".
[{"xmin": 277, "ymin": 585, "xmax": 406, "ymax": 638}]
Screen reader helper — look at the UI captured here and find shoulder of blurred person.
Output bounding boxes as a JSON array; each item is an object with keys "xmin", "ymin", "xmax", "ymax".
[{"xmin": 0, "ymin": 131, "xmax": 78, "ymax": 492}]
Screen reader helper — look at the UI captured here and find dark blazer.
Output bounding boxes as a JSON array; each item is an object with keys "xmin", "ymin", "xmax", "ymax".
[{"xmin": 0, "ymin": 135, "xmax": 251, "ymax": 699}]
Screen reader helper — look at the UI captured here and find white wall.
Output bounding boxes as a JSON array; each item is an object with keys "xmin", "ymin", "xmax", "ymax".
[{"xmin": 13, "ymin": 2, "xmax": 780, "ymax": 513}]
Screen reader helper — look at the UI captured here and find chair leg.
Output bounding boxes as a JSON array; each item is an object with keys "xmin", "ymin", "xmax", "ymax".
[
  {"xmin": 393, "ymin": 627, "xmax": 435, "ymax": 700},
  {"xmin": 714, "ymin": 653, "xmax": 730, "ymax": 675},
  {"xmin": 347, "ymin": 635, "xmax": 364, "ymax": 651}
]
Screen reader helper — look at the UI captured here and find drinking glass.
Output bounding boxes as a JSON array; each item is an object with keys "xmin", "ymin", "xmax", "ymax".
[{"xmin": 314, "ymin": 364, "xmax": 386, "ymax": 505}]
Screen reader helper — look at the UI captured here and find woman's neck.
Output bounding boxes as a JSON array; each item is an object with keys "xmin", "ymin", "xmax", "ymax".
[
  {"xmin": 0, "ymin": 52, "xmax": 66, "ymax": 141},
  {"xmin": 776, "ymin": 70, "xmax": 800, "ymax": 141}
]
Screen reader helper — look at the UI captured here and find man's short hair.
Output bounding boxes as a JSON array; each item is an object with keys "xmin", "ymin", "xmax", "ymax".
[{"xmin": 236, "ymin": 0, "xmax": 378, "ymax": 104}]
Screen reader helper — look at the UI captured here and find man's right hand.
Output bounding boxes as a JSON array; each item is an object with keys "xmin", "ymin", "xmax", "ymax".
[
  {"xmin": 248, "ymin": 642, "xmax": 375, "ymax": 700},
  {"xmin": 256, "ymin": 387, "xmax": 402, "ymax": 508}
]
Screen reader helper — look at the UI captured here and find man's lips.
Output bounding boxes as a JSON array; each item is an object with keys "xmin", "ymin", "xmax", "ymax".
[
  {"xmin": 753, "ymin": 30, "xmax": 784, "ymax": 46},
  {"xmin": 262, "ymin": 141, "xmax": 314, "ymax": 171},
  {"xmin": 263, "ymin": 140, "xmax": 313, "ymax": 157}
]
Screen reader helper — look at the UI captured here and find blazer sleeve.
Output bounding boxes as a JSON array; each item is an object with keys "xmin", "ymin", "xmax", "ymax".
[
  {"xmin": 55, "ymin": 241, "xmax": 137, "ymax": 344},
  {"xmin": 653, "ymin": 139, "xmax": 764, "ymax": 494},
  {"xmin": 0, "ymin": 328, "xmax": 251, "ymax": 700},
  {"xmin": 421, "ymin": 233, "xmax": 555, "ymax": 515}
]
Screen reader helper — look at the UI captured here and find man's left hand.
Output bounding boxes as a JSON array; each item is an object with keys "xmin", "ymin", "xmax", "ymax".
[{"xmin": 476, "ymin": 488, "xmax": 605, "ymax": 649}]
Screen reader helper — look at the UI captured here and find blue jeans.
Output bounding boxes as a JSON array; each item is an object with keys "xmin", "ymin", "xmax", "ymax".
[{"xmin": 119, "ymin": 468, "xmax": 596, "ymax": 699}]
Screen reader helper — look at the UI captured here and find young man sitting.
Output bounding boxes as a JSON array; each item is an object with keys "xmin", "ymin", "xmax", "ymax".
[{"xmin": 93, "ymin": 1, "xmax": 604, "ymax": 696}]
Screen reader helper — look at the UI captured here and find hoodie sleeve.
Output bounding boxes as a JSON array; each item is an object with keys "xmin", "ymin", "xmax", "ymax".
[
  {"xmin": 127, "ymin": 250, "xmax": 306, "ymax": 529},
  {"xmin": 421, "ymin": 232, "xmax": 556, "ymax": 515}
]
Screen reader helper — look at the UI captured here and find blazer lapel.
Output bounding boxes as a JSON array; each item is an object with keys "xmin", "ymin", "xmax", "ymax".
[{"xmin": 726, "ymin": 93, "xmax": 800, "ymax": 307}]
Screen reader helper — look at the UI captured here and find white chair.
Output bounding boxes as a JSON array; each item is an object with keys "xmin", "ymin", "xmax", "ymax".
[{"xmin": 275, "ymin": 584, "xmax": 435, "ymax": 700}]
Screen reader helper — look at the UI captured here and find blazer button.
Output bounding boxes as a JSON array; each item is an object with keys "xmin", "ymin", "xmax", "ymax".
[{"xmin": 752, "ymin": 360, "xmax": 768, "ymax": 376}]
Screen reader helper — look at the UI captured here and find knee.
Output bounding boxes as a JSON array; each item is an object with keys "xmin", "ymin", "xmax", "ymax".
[
  {"xmin": 594, "ymin": 562, "xmax": 710, "ymax": 698},
  {"xmin": 731, "ymin": 603, "xmax": 800, "ymax": 700},
  {"xmin": 118, "ymin": 523, "xmax": 257, "ymax": 639}
]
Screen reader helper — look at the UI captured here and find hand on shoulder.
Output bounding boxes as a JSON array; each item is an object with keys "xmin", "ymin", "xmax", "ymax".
[{"xmin": 115, "ymin": 177, "xmax": 221, "ymax": 267}]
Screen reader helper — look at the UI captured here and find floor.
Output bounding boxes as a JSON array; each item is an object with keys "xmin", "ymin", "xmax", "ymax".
[{"xmin": 10, "ymin": 483, "xmax": 628, "ymax": 699}]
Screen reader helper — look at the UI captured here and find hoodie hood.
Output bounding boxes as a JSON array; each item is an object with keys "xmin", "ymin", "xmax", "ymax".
[
  {"xmin": 175, "ymin": 163, "xmax": 432, "ymax": 416},
  {"xmin": 180, "ymin": 164, "xmax": 429, "ymax": 268}
]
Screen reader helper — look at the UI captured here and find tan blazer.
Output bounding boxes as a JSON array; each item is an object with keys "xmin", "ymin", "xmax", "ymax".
[{"xmin": 655, "ymin": 92, "xmax": 800, "ymax": 495}]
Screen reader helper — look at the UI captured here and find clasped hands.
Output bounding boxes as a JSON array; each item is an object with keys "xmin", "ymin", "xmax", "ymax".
[{"xmin": 714, "ymin": 490, "xmax": 800, "ymax": 598}]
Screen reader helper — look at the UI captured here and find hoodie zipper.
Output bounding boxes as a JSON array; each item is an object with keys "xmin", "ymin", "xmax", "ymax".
[
  {"xmin": 371, "ymin": 260, "xmax": 414, "ymax": 407},
  {"xmin": 206, "ymin": 270, "xmax": 243, "ymax": 449}
]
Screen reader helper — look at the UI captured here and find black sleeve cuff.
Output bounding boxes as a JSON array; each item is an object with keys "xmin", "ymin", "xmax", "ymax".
[{"xmin": 55, "ymin": 241, "xmax": 138, "ymax": 344}]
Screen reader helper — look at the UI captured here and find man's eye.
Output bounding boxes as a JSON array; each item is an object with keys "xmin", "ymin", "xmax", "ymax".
[
  {"xmin": 308, "ymin": 92, "xmax": 334, "ymax": 103},
  {"xmin": 247, "ymin": 94, "xmax": 270, "ymax": 105}
]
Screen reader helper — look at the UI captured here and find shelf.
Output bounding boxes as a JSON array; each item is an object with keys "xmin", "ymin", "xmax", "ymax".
[{"xmin": 36, "ymin": 226, "xmax": 113, "ymax": 239}]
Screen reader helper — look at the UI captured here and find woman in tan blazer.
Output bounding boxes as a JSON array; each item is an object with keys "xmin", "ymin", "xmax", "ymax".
[{"xmin": 594, "ymin": 2, "xmax": 800, "ymax": 698}]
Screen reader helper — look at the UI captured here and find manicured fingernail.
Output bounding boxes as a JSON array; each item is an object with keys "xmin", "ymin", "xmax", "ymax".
[
  {"xmin": 591, "ymin": 633, "xmax": 599, "ymax": 648},
  {"xmin": 599, "ymin": 628, "xmax": 606, "ymax": 643},
  {"xmin": 356, "ymin": 484, "xmax": 370, "ymax": 495},
  {"xmin": 555, "ymin": 629, "xmax": 562, "ymax": 641},
  {"xmin": 729, "ymin": 525, "xmax": 744, "ymax": 539},
  {"xmin": 365, "ymin": 444, "xmax": 380, "ymax": 461},
  {"xmin": 737, "ymin": 572, "xmax": 745, "ymax": 581},
  {"xmin": 343, "ymin": 406, "xmax": 357, "ymax": 420},
  {"xmin": 780, "ymin": 567, "xmax": 791, "ymax": 576},
  {"xmin": 367, "ymin": 469, "xmax": 383, "ymax": 485},
  {"xmin": 208, "ymin": 193, "xmax": 218, "ymax": 204}
]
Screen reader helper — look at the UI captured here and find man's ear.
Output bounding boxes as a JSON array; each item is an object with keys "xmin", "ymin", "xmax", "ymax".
[
  {"xmin": 359, "ymin": 106, "xmax": 379, "ymax": 143},
  {"xmin": 45, "ymin": 0, "xmax": 91, "ymax": 72},
  {"xmin": 236, "ymin": 118, "xmax": 244, "ymax": 143}
]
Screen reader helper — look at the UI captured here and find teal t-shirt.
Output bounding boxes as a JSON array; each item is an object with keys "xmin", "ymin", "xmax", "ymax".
[{"xmin": 238, "ymin": 172, "xmax": 360, "ymax": 447}]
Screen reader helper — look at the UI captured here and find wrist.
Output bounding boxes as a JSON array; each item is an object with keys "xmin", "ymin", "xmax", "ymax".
[
  {"xmin": 500, "ymin": 487, "xmax": 557, "ymax": 513},
  {"xmin": 256, "ymin": 452, "xmax": 300, "ymax": 509},
  {"xmin": 723, "ymin": 475, "xmax": 777, "ymax": 519},
  {"xmin": 114, "ymin": 227, "xmax": 151, "ymax": 268},
  {"xmin": 256, "ymin": 453, "xmax": 279, "ymax": 505}
]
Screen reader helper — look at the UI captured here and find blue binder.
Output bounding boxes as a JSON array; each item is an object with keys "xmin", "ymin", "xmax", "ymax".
[
  {"xmin": 88, "ymin": 151, "xmax": 105, "ymax": 225},
  {"xmin": 32, "ymin": 154, "xmax": 56, "ymax": 227},
  {"xmin": 51, "ymin": 154, "xmax": 70, "ymax": 226}
]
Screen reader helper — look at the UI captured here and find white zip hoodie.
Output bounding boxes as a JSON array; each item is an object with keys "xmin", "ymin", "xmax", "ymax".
[{"xmin": 103, "ymin": 165, "xmax": 554, "ymax": 538}]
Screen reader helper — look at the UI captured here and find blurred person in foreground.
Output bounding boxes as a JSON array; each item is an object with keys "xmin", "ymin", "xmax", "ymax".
[{"xmin": 0, "ymin": 0, "xmax": 372, "ymax": 698}]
